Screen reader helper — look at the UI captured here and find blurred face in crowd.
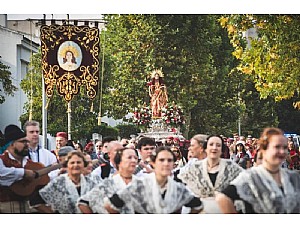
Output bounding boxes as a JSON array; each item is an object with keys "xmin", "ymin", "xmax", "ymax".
[
  {"xmin": 206, "ymin": 136, "xmax": 222, "ymax": 160},
  {"xmin": 25, "ymin": 125, "xmax": 40, "ymax": 146},
  {"xmin": 12, "ymin": 137, "xmax": 30, "ymax": 157},
  {"xmin": 246, "ymin": 138, "xmax": 253, "ymax": 145},
  {"xmin": 171, "ymin": 146, "xmax": 180, "ymax": 159},
  {"xmin": 139, "ymin": 144, "xmax": 155, "ymax": 161},
  {"xmin": 153, "ymin": 150, "xmax": 174, "ymax": 178},
  {"xmin": 102, "ymin": 142, "xmax": 110, "ymax": 154},
  {"xmin": 95, "ymin": 141, "xmax": 102, "ymax": 153},
  {"xmin": 67, "ymin": 154, "xmax": 85, "ymax": 177},
  {"xmin": 56, "ymin": 137, "xmax": 67, "ymax": 150},
  {"xmin": 263, "ymin": 135, "xmax": 288, "ymax": 167},
  {"xmin": 83, "ymin": 154, "xmax": 93, "ymax": 175},
  {"xmin": 119, "ymin": 148, "xmax": 138, "ymax": 174},
  {"xmin": 189, "ymin": 138, "xmax": 203, "ymax": 158},
  {"xmin": 108, "ymin": 141, "xmax": 123, "ymax": 162},
  {"xmin": 288, "ymin": 141, "xmax": 295, "ymax": 151},
  {"xmin": 226, "ymin": 140, "xmax": 233, "ymax": 148},
  {"xmin": 254, "ymin": 151, "xmax": 263, "ymax": 166}
]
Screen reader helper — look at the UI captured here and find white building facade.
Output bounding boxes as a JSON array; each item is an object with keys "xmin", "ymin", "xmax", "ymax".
[{"xmin": 0, "ymin": 15, "xmax": 39, "ymax": 131}]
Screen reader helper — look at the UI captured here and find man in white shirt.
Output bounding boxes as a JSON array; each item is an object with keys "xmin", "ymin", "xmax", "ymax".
[{"xmin": 23, "ymin": 121, "xmax": 58, "ymax": 180}]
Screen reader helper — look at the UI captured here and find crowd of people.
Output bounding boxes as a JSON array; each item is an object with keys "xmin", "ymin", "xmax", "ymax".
[{"xmin": 0, "ymin": 120, "xmax": 299, "ymax": 214}]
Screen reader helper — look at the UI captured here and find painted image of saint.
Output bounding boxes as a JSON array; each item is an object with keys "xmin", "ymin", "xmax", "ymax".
[{"xmin": 58, "ymin": 41, "xmax": 82, "ymax": 71}]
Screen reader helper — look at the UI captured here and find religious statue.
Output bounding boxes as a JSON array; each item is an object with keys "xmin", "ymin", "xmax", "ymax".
[{"xmin": 148, "ymin": 69, "xmax": 168, "ymax": 118}]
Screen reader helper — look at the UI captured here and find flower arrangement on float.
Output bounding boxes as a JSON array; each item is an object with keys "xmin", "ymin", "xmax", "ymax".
[
  {"xmin": 128, "ymin": 105, "xmax": 152, "ymax": 130},
  {"xmin": 161, "ymin": 102, "xmax": 185, "ymax": 128}
]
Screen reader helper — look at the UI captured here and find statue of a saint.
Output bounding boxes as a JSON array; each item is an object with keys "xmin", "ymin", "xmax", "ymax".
[{"xmin": 148, "ymin": 69, "xmax": 168, "ymax": 118}]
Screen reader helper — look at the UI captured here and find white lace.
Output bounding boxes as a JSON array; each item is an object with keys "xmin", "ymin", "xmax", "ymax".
[
  {"xmin": 178, "ymin": 158, "xmax": 243, "ymax": 198},
  {"xmin": 116, "ymin": 173, "xmax": 195, "ymax": 213},
  {"xmin": 39, "ymin": 174, "xmax": 97, "ymax": 213},
  {"xmin": 77, "ymin": 174, "xmax": 135, "ymax": 214},
  {"xmin": 232, "ymin": 165, "xmax": 300, "ymax": 213}
]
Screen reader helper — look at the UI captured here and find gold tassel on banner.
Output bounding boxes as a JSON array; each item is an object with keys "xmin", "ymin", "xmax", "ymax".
[{"xmin": 90, "ymin": 101, "xmax": 94, "ymax": 112}]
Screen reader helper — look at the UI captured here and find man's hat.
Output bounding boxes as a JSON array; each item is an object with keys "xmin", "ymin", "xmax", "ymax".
[
  {"xmin": 56, "ymin": 132, "xmax": 68, "ymax": 140},
  {"xmin": 3, "ymin": 124, "xmax": 26, "ymax": 144},
  {"xmin": 84, "ymin": 142, "xmax": 94, "ymax": 150},
  {"xmin": 58, "ymin": 146, "xmax": 74, "ymax": 157},
  {"xmin": 227, "ymin": 138, "xmax": 234, "ymax": 143}
]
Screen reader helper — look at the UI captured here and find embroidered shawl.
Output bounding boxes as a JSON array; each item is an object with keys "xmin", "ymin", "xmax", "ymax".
[
  {"xmin": 117, "ymin": 172, "xmax": 195, "ymax": 214},
  {"xmin": 231, "ymin": 165, "xmax": 300, "ymax": 213},
  {"xmin": 39, "ymin": 174, "xmax": 97, "ymax": 213},
  {"xmin": 178, "ymin": 158, "xmax": 243, "ymax": 198},
  {"xmin": 78, "ymin": 174, "xmax": 135, "ymax": 214}
]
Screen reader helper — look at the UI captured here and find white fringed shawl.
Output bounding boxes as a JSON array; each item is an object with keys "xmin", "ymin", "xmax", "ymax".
[
  {"xmin": 178, "ymin": 158, "xmax": 243, "ymax": 197},
  {"xmin": 39, "ymin": 174, "xmax": 97, "ymax": 213},
  {"xmin": 116, "ymin": 172, "xmax": 195, "ymax": 213},
  {"xmin": 77, "ymin": 174, "xmax": 135, "ymax": 214},
  {"xmin": 231, "ymin": 165, "xmax": 300, "ymax": 213}
]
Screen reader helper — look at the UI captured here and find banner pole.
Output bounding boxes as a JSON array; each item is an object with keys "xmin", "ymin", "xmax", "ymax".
[{"xmin": 67, "ymin": 101, "xmax": 72, "ymax": 140}]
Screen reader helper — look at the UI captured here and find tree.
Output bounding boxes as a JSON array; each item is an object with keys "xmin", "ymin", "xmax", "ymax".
[
  {"xmin": 0, "ymin": 57, "xmax": 17, "ymax": 104},
  {"xmin": 103, "ymin": 14, "xmax": 279, "ymax": 137},
  {"xmin": 220, "ymin": 15, "xmax": 300, "ymax": 108}
]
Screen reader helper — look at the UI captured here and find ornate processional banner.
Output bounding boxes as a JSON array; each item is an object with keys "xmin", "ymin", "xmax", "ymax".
[{"xmin": 40, "ymin": 24, "xmax": 100, "ymax": 102}]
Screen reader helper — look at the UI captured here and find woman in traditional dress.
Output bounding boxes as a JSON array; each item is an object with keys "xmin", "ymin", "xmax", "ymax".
[
  {"xmin": 149, "ymin": 70, "xmax": 168, "ymax": 118},
  {"xmin": 33, "ymin": 151, "xmax": 98, "ymax": 213},
  {"xmin": 235, "ymin": 141, "xmax": 251, "ymax": 169},
  {"xmin": 177, "ymin": 135, "xmax": 243, "ymax": 213},
  {"xmin": 104, "ymin": 146, "xmax": 203, "ymax": 214},
  {"xmin": 216, "ymin": 127, "xmax": 300, "ymax": 213},
  {"xmin": 77, "ymin": 148, "xmax": 138, "ymax": 213}
]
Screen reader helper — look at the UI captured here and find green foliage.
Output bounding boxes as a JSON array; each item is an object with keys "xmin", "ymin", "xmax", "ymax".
[
  {"xmin": 0, "ymin": 58, "xmax": 17, "ymax": 104},
  {"xmin": 19, "ymin": 15, "xmax": 285, "ymax": 140},
  {"xmin": 92, "ymin": 124, "xmax": 119, "ymax": 139},
  {"xmin": 103, "ymin": 14, "xmax": 279, "ymax": 137},
  {"xmin": 220, "ymin": 15, "xmax": 300, "ymax": 107},
  {"xmin": 115, "ymin": 124, "xmax": 140, "ymax": 138}
]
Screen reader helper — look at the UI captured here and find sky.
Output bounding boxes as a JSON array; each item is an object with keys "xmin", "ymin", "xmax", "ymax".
[
  {"xmin": 2, "ymin": 0, "xmax": 299, "ymax": 16},
  {"xmin": 7, "ymin": 14, "xmax": 103, "ymax": 21}
]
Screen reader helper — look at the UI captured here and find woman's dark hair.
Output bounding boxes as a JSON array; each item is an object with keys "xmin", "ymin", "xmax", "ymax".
[
  {"xmin": 150, "ymin": 146, "xmax": 176, "ymax": 163},
  {"xmin": 235, "ymin": 143, "xmax": 247, "ymax": 155},
  {"xmin": 203, "ymin": 135, "xmax": 226, "ymax": 153},
  {"xmin": 62, "ymin": 150, "xmax": 88, "ymax": 168},
  {"xmin": 114, "ymin": 148, "xmax": 136, "ymax": 170},
  {"xmin": 63, "ymin": 51, "xmax": 77, "ymax": 64}
]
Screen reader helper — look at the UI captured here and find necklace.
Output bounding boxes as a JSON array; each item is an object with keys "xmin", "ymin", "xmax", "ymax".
[
  {"xmin": 71, "ymin": 180, "xmax": 81, "ymax": 187},
  {"xmin": 265, "ymin": 167, "xmax": 280, "ymax": 174},
  {"xmin": 120, "ymin": 174, "xmax": 132, "ymax": 180},
  {"xmin": 207, "ymin": 161, "xmax": 219, "ymax": 169}
]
